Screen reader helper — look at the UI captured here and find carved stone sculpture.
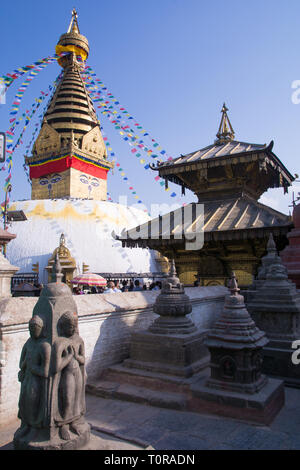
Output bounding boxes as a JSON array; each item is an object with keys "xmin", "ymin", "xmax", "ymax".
[
  {"xmin": 123, "ymin": 259, "xmax": 210, "ymax": 377},
  {"xmin": 280, "ymin": 202, "xmax": 300, "ymax": 288},
  {"xmin": 190, "ymin": 273, "xmax": 285, "ymax": 424},
  {"xmin": 14, "ymin": 256, "xmax": 90, "ymax": 450},
  {"xmin": 204, "ymin": 272, "xmax": 268, "ymax": 394},
  {"xmin": 248, "ymin": 246, "xmax": 300, "ymax": 387}
]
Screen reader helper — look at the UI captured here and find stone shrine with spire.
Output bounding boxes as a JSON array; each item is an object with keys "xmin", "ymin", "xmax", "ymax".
[
  {"xmin": 26, "ymin": 9, "xmax": 114, "ymax": 201},
  {"xmin": 118, "ymin": 104, "xmax": 294, "ymax": 287}
]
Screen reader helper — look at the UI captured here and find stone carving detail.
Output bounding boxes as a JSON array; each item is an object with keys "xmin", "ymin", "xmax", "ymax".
[
  {"xmin": 14, "ymin": 256, "xmax": 90, "ymax": 450},
  {"xmin": 220, "ymin": 356, "xmax": 236, "ymax": 379},
  {"xmin": 150, "ymin": 259, "xmax": 195, "ymax": 334},
  {"xmin": 254, "ymin": 234, "xmax": 282, "ymax": 285},
  {"xmin": 204, "ymin": 272, "xmax": 269, "ymax": 394},
  {"xmin": 17, "ymin": 316, "xmax": 51, "ymax": 434},
  {"xmin": 247, "ymin": 239, "xmax": 300, "ymax": 386}
]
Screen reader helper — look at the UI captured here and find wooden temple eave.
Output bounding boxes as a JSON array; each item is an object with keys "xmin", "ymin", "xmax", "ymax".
[
  {"xmin": 156, "ymin": 149, "xmax": 294, "ymax": 189},
  {"xmin": 156, "ymin": 150, "xmax": 264, "ymax": 176},
  {"xmin": 120, "ymin": 224, "xmax": 292, "ymax": 250}
]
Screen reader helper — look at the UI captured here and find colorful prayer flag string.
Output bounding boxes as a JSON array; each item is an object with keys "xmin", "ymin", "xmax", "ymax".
[{"xmin": 81, "ymin": 72, "xmax": 179, "ymax": 201}]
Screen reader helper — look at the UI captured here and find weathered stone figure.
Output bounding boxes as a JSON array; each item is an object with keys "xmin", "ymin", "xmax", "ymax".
[
  {"xmin": 14, "ymin": 256, "xmax": 90, "ymax": 450},
  {"xmin": 53, "ymin": 311, "xmax": 86, "ymax": 440},
  {"xmin": 16, "ymin": 316, "xmax": 51, "ymax": 439}
]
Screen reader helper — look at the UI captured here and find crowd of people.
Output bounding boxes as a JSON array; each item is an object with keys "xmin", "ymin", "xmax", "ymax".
[{"xmin": 73, "ymin": 279, "xmax": 163, "ymax": 295}]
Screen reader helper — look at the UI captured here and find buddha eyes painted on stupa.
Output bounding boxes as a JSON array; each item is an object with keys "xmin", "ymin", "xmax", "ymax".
[
  {"xmin": 39, "ymin": 174, "xmax": 62, "ymax": 186},
  {"xmin": 91, "ymin": 178, "xmax": 99, "ymax": 187},
  {"xmin": 79, "ymin": 174, "xmax": 99, "ymax": 187}
]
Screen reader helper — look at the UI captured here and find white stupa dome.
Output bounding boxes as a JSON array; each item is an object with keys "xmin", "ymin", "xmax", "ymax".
[{"xmin": 6, "ymin": 198, "xmax": 159, "ymax": 284}]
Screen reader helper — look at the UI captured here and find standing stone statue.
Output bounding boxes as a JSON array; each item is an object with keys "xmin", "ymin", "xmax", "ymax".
[{"xmin": 14, "ymin": 256, "xmax": 90, "ymax": 450}]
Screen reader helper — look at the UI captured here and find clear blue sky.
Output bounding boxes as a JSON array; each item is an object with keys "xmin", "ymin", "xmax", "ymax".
[{"xmin": 1, "ymin": 0, "xmax": 300, "ymax": 215}]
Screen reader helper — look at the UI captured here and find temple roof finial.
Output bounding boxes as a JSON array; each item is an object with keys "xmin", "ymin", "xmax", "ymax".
[
  {"xmin": 215, "ymin": 103, "xmax": 235, "ymax": 144},
  {"xmin": 67, "ymin": 8, "xmax": 80, "ymax": 34}
]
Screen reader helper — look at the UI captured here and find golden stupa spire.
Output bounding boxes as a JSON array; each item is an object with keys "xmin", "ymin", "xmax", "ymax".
[
  {"xmin": 67, "ymin": 8, "xmax": 80, "ymax": 34},
  {"xmin": 215, "ymin": 103, "xmax": 235, "ymax": 144},
  {"xmin": 56, "ymin": 9, "xmax": 89, "ymax": 66},
  {"xmin": 25, "ymin": 10, "xmax": 114, "ymax": 202}
]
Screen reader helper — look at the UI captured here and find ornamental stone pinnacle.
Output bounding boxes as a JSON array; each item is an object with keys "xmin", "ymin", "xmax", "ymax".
[
  {"xmin": 204, "ymin": 272, "xmax": 269, "ymax": 394},
  {"xmin": 248, "ymin": 241, "xmax": 300, "ymax": 387},
  {"xmin": 120, "ymin": 259, "xmax": 210, "ymax": 377},
  {"xmin": 149, "ymin": 259, "xmax": 196, "ymax": 335},
  {"xmin": 190, "ymin": 272, "xmax": 285, "ymax": 424}
]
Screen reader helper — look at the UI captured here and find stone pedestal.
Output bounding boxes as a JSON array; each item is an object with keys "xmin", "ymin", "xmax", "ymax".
[
  {"xmin": 248, "ymin": 248, "xmax": 300, "ymax": 388},
  {"xmin": 281, "ymin": 203, "xmax": 300, "ymax": 288},
  {"xmin": 190, "ymin": 273, "xmax": 284, "ymax": 425},
  {"xmin": 13, "ymin": 254, "xmax": 90, "ymax": 450},
  {"xmin": 0, "ymin": 228, "xmax": 18, "ymax": 297},
  {"xmin": 0, "ymin": 252, "xmax": 19, "ymax": 297}
]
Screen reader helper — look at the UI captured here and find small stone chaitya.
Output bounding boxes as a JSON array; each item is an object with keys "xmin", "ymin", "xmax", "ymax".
[
  {"xmin": 281, "ymin": 202, "xmax": 300, "ymax": 288},
  {"xmin": 190, "ymin": 273, "xmax": 284, "ymax": 424},
  {"xmin": 13, "ymin": 254, "xmax": 90, "ymax": 450},
  {"xmin": 248, "ymin": 241, "xmax": 300, "ymax": 387},
  {"xmin": 123, "ymin": 259, "xmax": 210, "ymax": 377}
]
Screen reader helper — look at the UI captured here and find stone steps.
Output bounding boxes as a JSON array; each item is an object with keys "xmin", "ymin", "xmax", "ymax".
[
  {"xmin": 100, "ymin": 362, "xmax": 208, "ymax": 394},
  {"xmin": 86, "ymin": 380, "xmax": 187, "ymax": 410}
]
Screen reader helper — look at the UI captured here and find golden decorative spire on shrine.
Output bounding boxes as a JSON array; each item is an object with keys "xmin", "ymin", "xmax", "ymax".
[
  {"xmin": 67, "ymin": 8, "xmax": 80, "ymax": 34},
  {"xmin": 25, "ymin": 11, "xmax": 114, "ymax": 201},
  {"xmin": 56, "ymin": 9, "xmax": 89, "ymax": 66},
  {"xmin": 215, "ymin": 103, "xmax": 235, "ymax": 144}
]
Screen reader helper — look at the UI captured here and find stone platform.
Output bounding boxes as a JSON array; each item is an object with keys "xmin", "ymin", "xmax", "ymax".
[
  {"xmin": 2, "ymin": 389, "xmax": 300, "ymax": 450},
  {"xmin": 87, "ymin": 364, "xmax": 284, "ymax": 425},
  {"xmin": 124, "ymin": 328, "xmax": 210, "ymax": 378},
  {"xmin": 189, "ymin": 376, "xmax": 284, "ymax": 425},
  {"xmin": 262, "ymin": 339, "xmax": 300, "ymax": 389}
]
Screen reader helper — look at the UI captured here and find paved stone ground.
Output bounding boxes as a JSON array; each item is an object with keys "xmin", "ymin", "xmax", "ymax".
[{"xmin": 1, "ymin": 387, "xmax": 300, "ymax": 450}]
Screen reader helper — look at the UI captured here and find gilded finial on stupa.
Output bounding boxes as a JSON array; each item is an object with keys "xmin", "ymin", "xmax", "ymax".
[
  {"xmin": 215, "ymin": 103, "xmax": 235, "ymax": 144},
  {"xmin": 67, "ymin": 8, "xmax": 80, "ymax": 34},
  {"xmin": 56, "ymin": 8, "xmax": 89, "ymax": 66}
]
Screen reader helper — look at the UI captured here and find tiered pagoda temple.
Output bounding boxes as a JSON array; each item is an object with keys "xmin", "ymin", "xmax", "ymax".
[
  {"xmin": 118, "ymin": 105, "xmax": 295, "ymax": 287},
  {"xmin": 26, "ymin": 9, "xmax": 114, "ymax": 201}
]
